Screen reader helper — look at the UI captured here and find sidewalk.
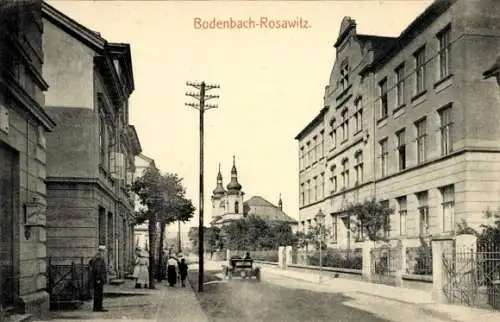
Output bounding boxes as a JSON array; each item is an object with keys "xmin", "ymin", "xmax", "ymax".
[{"xmin": 33, "ymin": 272, "xmax": 209, "ymax": 322}]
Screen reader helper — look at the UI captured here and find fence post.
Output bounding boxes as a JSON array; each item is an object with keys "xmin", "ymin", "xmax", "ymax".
[
  {"xmin": 395, "ymin": 239, "xmax": 407, "ymax": 287},
  {"xmin": 278, "ymin": 246, "xmax": 285, "ymax": 269},
  {"xmin": 285, "ymin": 246, "xmax": 292, "ymax": 270},
  {"xmin": 362, "ymin": 240, "xmax": 372, "ymax": 282},
  {"xmin": 431, "ymin": 236, "xmax": 454, "ymax": 304}
]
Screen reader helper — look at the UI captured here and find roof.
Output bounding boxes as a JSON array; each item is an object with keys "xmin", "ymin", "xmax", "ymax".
[
  {"xmin": 484, "ymin": 56, "xmax": 500, "ymax": 79},
  {"xmin": 360, "ymin": 0, "xmax": 456, "ymax": 75},
  {"xmin": 294, "ymin": 106, "xmax": 329, "ymax": 141},
  {"xmin": 244, "ymin": 196, "xmax": 298, "ymax": 224}
]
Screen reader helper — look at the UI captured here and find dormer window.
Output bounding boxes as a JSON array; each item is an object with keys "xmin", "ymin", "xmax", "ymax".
[{"xmin": 340, "ymin": 60, "xmax": 349, "ymax": 91}]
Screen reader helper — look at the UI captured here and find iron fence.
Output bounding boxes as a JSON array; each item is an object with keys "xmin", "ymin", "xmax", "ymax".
[
  {"xmin": 406, "ymin": 246, "xmax": 433, "ymax": 275},
  {"xmin": 442, "ymin": 244, "xmax": 500, "ymax": 310}
]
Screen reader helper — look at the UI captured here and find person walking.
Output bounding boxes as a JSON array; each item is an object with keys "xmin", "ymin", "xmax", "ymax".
[
  {"xmin": 166, "ymin": 255, "xmax": 178, "ymax": 287},
  {"xmin": 178, "ymin": 258, "xmax": 188, "ymax": 287},
  {"xmin": 89, "ymin": 245, "xmax": 108, "ymax": 312},
  {"xmin": 133, "ymin": 250, "xmax": 149, "ymax": 288}
]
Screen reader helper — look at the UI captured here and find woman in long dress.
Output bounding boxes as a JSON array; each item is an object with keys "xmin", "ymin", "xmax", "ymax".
[
  {"xmin": 166, "ymin": 256, "xmax": 178, "ymax": 287},
  {"xmin": 134, "ymin": 251, "xmax": 149, "ymax": 288}
]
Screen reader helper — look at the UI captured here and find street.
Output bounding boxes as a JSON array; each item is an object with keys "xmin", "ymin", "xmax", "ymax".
[{"xmin": 187, "ymin": 265, "xmax": 454, "ymax": 322}]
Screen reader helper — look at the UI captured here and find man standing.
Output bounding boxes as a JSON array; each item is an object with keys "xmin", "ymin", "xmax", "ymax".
[{"xmin": 89, "ymin": 245, "xmax": 108, "ymax": 312}]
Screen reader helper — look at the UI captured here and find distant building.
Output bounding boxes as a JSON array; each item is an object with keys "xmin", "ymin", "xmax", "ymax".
[
  {"xmin": 0, "ymin": 0, "xmax": 56, "ymax": 314},
  {"xmin": 295, "ymin": 0, "xmax": 500, "ymax": 250},
  {"xmin": 210, "ymin": 156, "xmax": 298, "ymax": 230},
  {"xmin": 42, "ymin": 2, "xmax": 141, "ymax": 277},
  {"xmin": 133, "ymin": 153, "xmax": 155, "ymax": 250}
]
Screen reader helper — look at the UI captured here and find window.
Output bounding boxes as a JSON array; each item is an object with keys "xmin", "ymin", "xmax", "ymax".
[
  {"xmin": 329, "ymin": 119, "xmax": 336, "ymax": 150},
  {"xmin": 329, "ymin": 165, "xmax": 337, "ymax": 194},
  {"xmin": 99, "ymin": 115, "xmax": 106, "ymax": 166},
  {"xmin": 414, "ymin": 46, "xmax": 426, "ymax": 94},
  {"xmin": 379, "ymin": 139, "xmax": 388, "ymax": 177},
  {"xmin": 380, "ymin": 200, "xmax": 390, "ymax": 238},
  {"xmin": 397, "ymin": 196, "xmax": 407, "ymax": 235},
  {"xmin": 379, "ymin": 78, "xmax": 388, "ymax": 119},
  {"xmin": 395, "ymin": 64, "xmax": 405, "ymax": 107},
  {"xmin": 396, "ymin": 129, "xmax": 406, "ymax": 171},
  {"xmin": 441, "ymin": 185, "xmax": 455, "ymax": 233},
  {"xmin": 300, "ymin": 183, "xmax": 305, "ymax": 206},
  {"xmin": 235, "ymin": 201, "xmax": 239, "ymax": 214},
  {"xmin": 311, "ymin": 137, "xmax": 316, "ymax": 163},
  {"xmin": 320, "ymin": 173, "xmax": 325, "ymax": 199},
  {"xmin": 107, "ymin": 126, "xmax": 113, "ymax": 170},
  {"xmin": 417, "ymin": 191, "xmax": 430, "ymax": 236},
  {"xmin": 319, "ymin": 130, "xmax": 325, "ymax": 158},
  {"xmin": 340, "ymin": 109, "xmax": 349, "ymax": 142},
  {"xmin": 341, "ymin": 159, "xmax": 349, "ymax": 189},
  {"xmin": 438, "ymin": 26, "xmax": 451, "ymax": 79},
  {"xmin": 306, "ymin": 142, "xmax": 311, "ymax": 166},
  {"xmin": 415, "ymin": 118, "xmax": 427, "ymax": 164},
  {"xmin": 340, "ymin": 59, "xmax": 349, "ymax": 91},
  {"xmin": 440, "ymin": 106, "xmax": 453, "ymax": 155},
  {"xmin": 354, "ymin": 151, "xmax": 363, "ymax": 185},
  {"xmin": 306, "ymin": 180, "xmax": 311, "ymax": 204},
  {"xmin": 331, "ymin": 215, "xmax": 338, "ymax": 243},
  {"xmin": 313, "ymin": 176, "xmax": 318, "ymax": 201},
  {"xmin": 299, "ymin": 147, "xmax": 304, "ymax": 170},
  {"xmin": 354, "ymin": 98, "xmax": 363, "ymax": 133}
]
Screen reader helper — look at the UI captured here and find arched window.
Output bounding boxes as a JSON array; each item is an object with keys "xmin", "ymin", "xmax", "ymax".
[
  {"xmin": 235, "ymin": 201, "xmax": 239, "ymax": 214},
  {"xmin": 220, "ymin": 201, "xmax": 225, "ymax": 209}
]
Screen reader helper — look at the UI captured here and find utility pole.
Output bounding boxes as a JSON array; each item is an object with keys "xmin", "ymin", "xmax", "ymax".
[
  {"xmin": 177, "ymin": 219, "xmax": 182, "ymax": 254},
  {"xmin": 185, "ymin": 81, "xmax": 219, "ymax": 292}
]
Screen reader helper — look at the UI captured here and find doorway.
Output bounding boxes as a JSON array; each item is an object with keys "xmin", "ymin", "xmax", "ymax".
[{"xmin": 0, "ymin": 142, "xmax": 20, "ymax": 307}]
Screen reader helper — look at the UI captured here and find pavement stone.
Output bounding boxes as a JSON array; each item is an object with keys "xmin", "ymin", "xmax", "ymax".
[{"xmin": 32, "ymin": 270, "xmax": 208, "ymax": 322}]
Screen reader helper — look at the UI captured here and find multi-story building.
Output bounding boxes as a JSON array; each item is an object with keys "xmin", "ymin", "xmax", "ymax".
[
  {"xmin": 295, "ymin": 0, "xmax": 500, "ymax": 249},
  {"xmin": 133, "ymin": 153, "xmax": 156, "ymax": 250},
  {"xmin": 41, "ymin": 2, "xmax": 141, "ymax": 277},
  {"xmin": 0, "ymin": 0, "xmax": 56, "ymax": 314}
]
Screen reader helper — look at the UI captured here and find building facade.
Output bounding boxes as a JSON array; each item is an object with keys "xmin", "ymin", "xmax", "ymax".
[
  {"xmin": 295, "ymin": 0, "xmax": 500, "ymax": 250},
  {"xmin": 42, "ymin": 2, "xmax": 141, "ymax": 277},
  {"xmin": 0, "ymin": 0, "xmax": 56, "ymax": 314},
  {"xmin": 133, "ymin": 153, "xmax": 156, "ymax": 250}
]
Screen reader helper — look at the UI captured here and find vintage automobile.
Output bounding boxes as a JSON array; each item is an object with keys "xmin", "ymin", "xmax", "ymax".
[{"xmin": 222, "ymin": 256, "xmax": 261, "ymax": 282}]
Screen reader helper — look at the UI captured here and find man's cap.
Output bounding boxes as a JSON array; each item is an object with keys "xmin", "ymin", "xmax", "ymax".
[{"xmin": 98, "ymin": 245, "xmax": 106, "ymax": 251}]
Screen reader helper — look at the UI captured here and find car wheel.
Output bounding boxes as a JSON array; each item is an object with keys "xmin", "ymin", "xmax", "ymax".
[{"xmin": 256, "ymin": 271, "xmax": 261, "ymax": 282}]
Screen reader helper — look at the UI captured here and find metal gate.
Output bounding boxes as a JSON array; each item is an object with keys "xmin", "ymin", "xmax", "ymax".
[
  {"xmin": 442, "ymin": 245, "xmax": 500, "ymax": 310},
  {"xmin": 48, "ymin": 258, "xmax": 92, "ymax": 308},
  {"xmin": 371, "ymin": 243, "xmax": 402, "ymax": 286}
]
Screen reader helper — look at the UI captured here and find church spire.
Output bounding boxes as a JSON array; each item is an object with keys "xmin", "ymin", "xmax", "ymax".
[
  {"xmin": 212, "ymin": 162, "xmax": 226, "ymax": 197},
  {"xmin": 278, "ymin": 193, "xmax": 283, "ymax": 210},
  {"xmin": 227, "ymin": 155, "xmax": 242, "ymax": 194}
]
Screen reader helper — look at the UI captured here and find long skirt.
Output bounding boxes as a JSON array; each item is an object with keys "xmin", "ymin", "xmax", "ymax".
[{"xmin": 167, "ymin": 265, "xmax": 177, "ymax": 286}]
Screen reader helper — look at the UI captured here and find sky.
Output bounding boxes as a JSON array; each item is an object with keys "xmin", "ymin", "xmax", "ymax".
[{"xmin": 46, "ymin": 0, "xmax": 433, "ymax": 233}]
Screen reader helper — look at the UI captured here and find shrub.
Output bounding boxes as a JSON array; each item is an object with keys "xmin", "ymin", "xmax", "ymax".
[{"xmin": 308, "ymin": 249, "xmax": 362, "ymax": 270}]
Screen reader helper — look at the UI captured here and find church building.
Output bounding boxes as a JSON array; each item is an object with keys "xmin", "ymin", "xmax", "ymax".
[{"xmin": 210, "ymin": 156, "xmax": 298, "ymax": 230}]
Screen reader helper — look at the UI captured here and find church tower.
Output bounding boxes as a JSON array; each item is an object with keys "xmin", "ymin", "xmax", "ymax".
[
  {"xmin": 225, "ymin": 155, "xmax": 244, "ymax": 215},
  {"xmin": 211, "ymin": 163, "xmax": 226, "ymax": 221}
]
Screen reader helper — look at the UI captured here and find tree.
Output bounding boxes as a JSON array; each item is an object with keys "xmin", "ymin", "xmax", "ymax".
[
  {"xmin": 221, "ymin": 216, "xmax": 298, "ymax": 251},
  {"xmin": 344, "ymin": 198, "xmax": 394, "ymax": 243},
  {"xmin": 132, "ymin": 164, "xmax": 195, "ymax": 287},
  {"xmin": 187, "ymin": 226, "xmax": 223, "ymax": 256}
]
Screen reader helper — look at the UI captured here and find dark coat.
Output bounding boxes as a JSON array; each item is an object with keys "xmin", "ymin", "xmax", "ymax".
[
  {"xmin": 89, "ymin": 255, "xmax": 107, "ymax": 283},
  {"xmin": 178, "ymin": 262, "xmax": 188, "ymax": 278}
]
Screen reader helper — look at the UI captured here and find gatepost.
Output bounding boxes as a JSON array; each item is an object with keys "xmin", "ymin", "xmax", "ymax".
[
  {"xmin": 362, "ymin": 240, "xmax": 372, "ymax": 282},
  {"xmin": 431, "ymin": 235, "xmax": 455, "ymax": 304},
  {"xmin": 395, "ymin": 239, "xmax": 407, "ymax": 287},
  {"xmin": 278, "ymin": 246, "xmax": 285, "ymax": 269},
  {"xmin": 226, "ymin": 249, "xmax": 231, "ymax": 267},
  {"xmin": 285, "ymin": 246, "xmax": 293, "ymax": 270}
]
